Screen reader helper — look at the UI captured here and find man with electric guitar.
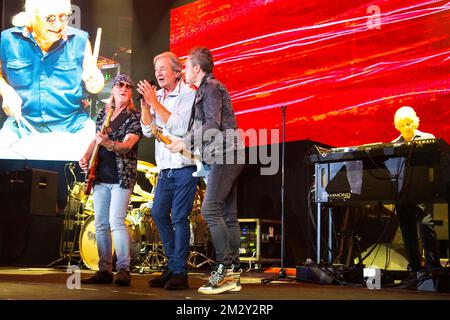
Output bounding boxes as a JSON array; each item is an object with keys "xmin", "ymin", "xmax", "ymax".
[
  {"xmin": 138, "ymin": 52, "xmax": 198, "ymax": 290},
  {"xmin": 165, "ymin": 47, "xmax": 245, "ymax": 295},
  {"xmin": 79, "ymin": 74, "xmax": 142, "ymax": 286}
]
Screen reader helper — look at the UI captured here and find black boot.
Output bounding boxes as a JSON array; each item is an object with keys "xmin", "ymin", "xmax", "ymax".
[
  {"xmin": 81, "ymin": 270, "xmax": 113, "ymax": 284},
  {"xmin": 164, "ymin": 273, "xmax": 189, "ymax": 290},
  {"xmin": 114, "ymin": 269, "xmax": 131, "ymax": 286},
  {"xmin": 148, "ymin": 268, "xmax": 173, "ymax": 288}
]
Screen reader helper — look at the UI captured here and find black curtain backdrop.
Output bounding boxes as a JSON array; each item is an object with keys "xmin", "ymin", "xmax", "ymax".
[{"xmin": 237, "ymin": 140, "xmax": 327, "ymax": 267}]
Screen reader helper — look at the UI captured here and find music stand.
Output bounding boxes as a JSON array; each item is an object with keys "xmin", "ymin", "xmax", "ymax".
[{"xmin": 261, "ymin": 106, "xmax": 296, "ymax": 284}]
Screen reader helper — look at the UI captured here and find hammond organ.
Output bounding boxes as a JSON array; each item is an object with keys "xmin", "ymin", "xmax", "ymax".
[{"xmin": 309, "ymin": 138, "xmax": 450, "ymax": 263}]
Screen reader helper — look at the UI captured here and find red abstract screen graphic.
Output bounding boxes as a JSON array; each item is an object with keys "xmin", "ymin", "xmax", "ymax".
[{"xmin": 170, "ymin": 0, "xmax": 450, "ymax": 147}]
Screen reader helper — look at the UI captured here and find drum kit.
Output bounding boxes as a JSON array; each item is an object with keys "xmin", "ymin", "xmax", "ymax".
[{"xmin": 58, "ymin": 160, "xmax": 214, "ymax": 272}]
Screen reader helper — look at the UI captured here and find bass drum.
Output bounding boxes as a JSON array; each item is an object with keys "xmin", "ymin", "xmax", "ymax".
[{"xmin": 79, "ymin": 215, "xmax": 141, "ymax": 270}]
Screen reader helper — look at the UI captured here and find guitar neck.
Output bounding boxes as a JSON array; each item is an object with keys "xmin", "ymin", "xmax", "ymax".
[
  {"xmin": 88, "ymin": 143, "xmax": 101, "ymax": 168},
  {"xmin": 87, "ymin": 108, "xmax": 114, "ymax": 173},
  {"xmin": 151, "ymin": 124, "xmax": 200, "ymax": 162},
  {"xmin": 162, "ymin": 136, "xmax": 198, "ymax": 161},
  {"xmin": 180, "ymin": 148, "xmax": 199, "ymax": 162}
]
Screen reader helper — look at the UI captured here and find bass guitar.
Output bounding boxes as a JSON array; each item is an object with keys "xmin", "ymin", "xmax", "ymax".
[{"xmin": 84, "ymin": 106, "xmax": 115, "ymax": 195}]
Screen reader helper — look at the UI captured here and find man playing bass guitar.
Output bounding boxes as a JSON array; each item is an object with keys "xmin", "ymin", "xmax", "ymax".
[{"xmin": 79, "ymin": 74, "xmax": 142, "ymax": 286}]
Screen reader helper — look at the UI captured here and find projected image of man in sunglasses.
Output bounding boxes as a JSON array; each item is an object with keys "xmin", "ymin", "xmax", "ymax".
[{"xmin": 0, "ymin": 0, "xmax": 105, "ymax": 161}]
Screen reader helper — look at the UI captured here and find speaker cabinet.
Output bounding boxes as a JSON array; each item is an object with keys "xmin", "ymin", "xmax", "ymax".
[
  {"xmin": 0, "ymin": 215, "xmax": 63, "ymax": 266},
  {"xmin": 7, "ymin": 169, "xmax": 58, "ymax": 216}
]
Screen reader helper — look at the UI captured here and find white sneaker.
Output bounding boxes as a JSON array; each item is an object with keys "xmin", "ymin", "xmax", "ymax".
[
  {"xmin": 229, "ymin": 268, "xmax": 242, "ymax": 292},
  {"xmin": 198, "ymin": 264, "xmax": 236, "ymax": 295}
]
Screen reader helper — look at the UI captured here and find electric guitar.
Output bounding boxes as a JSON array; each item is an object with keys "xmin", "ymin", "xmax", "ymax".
[
  {"xmin": 84, "ymin": 106, "xmax": 115, "ymax": 195},
  {"xmin": 150, "ymin": 124, "xmax": 210, "ymax": 183}
]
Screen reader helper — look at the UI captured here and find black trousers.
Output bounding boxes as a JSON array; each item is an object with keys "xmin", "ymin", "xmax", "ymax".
[{"xmin": 396, "ymin": 204, "xmax": 441, "ymax": 271}]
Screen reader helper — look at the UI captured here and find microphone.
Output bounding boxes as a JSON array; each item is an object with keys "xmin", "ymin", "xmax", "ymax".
[
  {"xmin": 68, "ymin": 162, "xmax": 77, "ymax": 185},
  {"xmin": 136, "ymin": 79, "xmax": 157, "ymax": 100},
  {"xmin": 68, "ymin": 162, "xmax": 76, "ymax": 176}
]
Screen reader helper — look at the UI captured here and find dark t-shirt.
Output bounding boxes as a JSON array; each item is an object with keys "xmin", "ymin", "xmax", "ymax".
[{"xmin": 96, "ymin": 147, "xmax": 119, "ymax": 184}]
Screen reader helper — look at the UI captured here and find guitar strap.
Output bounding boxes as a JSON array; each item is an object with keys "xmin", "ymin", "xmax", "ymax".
[{"xmin": 108, "ymin": 110, "xmax": 129, "ymax": 134}]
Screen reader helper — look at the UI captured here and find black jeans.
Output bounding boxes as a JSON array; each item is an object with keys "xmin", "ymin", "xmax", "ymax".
[
  {"xmin": 201, "ymin": 163, "xmax": 244, "ymax": 267},
  {"xmin": 396, "ymin": 204, "xmax": 441, "ymax": 271}
]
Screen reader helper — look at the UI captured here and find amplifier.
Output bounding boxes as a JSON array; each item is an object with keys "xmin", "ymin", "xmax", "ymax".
[
  {"xmin": 238, "ymin": 218, "xmax": 281, "ymax": 268},
  {"xmin": 98, "ymin": 57, "xmax": 120, "ymax": 101},
  {"xmin": 5, "ymin": 169, "xmax": 58, "ymax": 216}
]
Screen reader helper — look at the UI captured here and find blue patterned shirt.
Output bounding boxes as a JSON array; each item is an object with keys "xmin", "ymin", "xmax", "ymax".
[
  {"xmin": 95, "ymin": 107, "xmax": 143, "ymax": 190},
  {"xmin": 1, "ymin": 26, "xmax": 89, "ymax": 134}
]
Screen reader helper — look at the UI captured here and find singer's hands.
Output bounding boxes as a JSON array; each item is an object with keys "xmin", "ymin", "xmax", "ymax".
[
  {"xmin": 165, "ymin": 137, "xmax": 186, "ymax": 153},
  {"xmin": 137, "ymin": 80, "xmax": 170, "ymax": 123},
  {"xmin": 140, "ymin": 97, "xmax": 151, "ymax": 110},
  {"xmin": 140, "ymin": 98, "xmax": 153, "ymax": 126},
  {"xmin": 137, "ymin": 80, "xmax": 158, "ymax": 106}
]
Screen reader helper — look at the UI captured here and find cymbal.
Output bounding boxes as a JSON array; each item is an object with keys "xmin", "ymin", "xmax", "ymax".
[
  {"xmin": 145, "ymin": 167, "xmax": 160, "ymax": 174},
  {"xmin": 137, "ymin": 160, "xmax": 157, "ymax": 172},
  {"xmin": 130, "ymin": 195, "xmax": 152, "ymax": 203}
]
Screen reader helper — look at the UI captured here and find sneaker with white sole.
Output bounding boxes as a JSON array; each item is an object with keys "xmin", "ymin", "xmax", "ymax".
[
  {"xmin": 228, "ymin": 268, "xmax": 242, "ymax": 292},
  {"xmin": 198, "ymin": 264, "xmax": 236, "ymax": 295}
]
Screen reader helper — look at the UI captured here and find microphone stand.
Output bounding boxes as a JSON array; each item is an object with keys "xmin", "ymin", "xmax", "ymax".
[{"xmin": 261, "ymin": 105, "xmax": 295, "ymax": 284}]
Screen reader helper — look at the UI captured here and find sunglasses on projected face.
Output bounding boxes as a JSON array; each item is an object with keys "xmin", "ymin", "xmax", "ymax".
[{"xmin": 43, "ymin": 13, "xmax": 73, "ymax": 24}]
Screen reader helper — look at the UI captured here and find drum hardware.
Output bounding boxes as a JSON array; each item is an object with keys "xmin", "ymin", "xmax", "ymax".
[
  {"xmin": 186, "ymin": 190, "xmax": 215, "ymax": 269},
  {"xmin": 187, "ymin": 244, "xmax": 215, "ymax": 269},
  {"xmin": 135, "ymin": 209, "xmax": 168, "ymax": 273},
  {"xmin": 70, "ymin": 181, "xmax": 87, "ymax": 202},
  {"xmin": 187, "ymin": 251, "xmax": 215, "ymax": 269},
  {"xmin": 48, "ymin": 170, "xmax": 87, "ymax": 268},
  {"xmin": 137, "ymin": 242, "xmax": 168, "ymax": 274}
]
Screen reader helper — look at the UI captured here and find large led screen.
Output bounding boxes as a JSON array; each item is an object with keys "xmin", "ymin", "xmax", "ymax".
[
  {"xmin": 170, "ymin": 0, "xmax": 450, "ymax": 147},
  {"xmin": 0, "ymin": 1, "xmax": 125, "ymax": 161}
]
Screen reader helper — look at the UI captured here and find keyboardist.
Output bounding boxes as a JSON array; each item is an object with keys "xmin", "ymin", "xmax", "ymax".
[{"xmin": 392, "ymin": 106, "xmax": 441, "ymax": 274}]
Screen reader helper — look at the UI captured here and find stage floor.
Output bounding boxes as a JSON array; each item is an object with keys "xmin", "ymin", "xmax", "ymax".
[{"xmin": 1, "ymin": 267, "xmax": 449, "ymax": 301}]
